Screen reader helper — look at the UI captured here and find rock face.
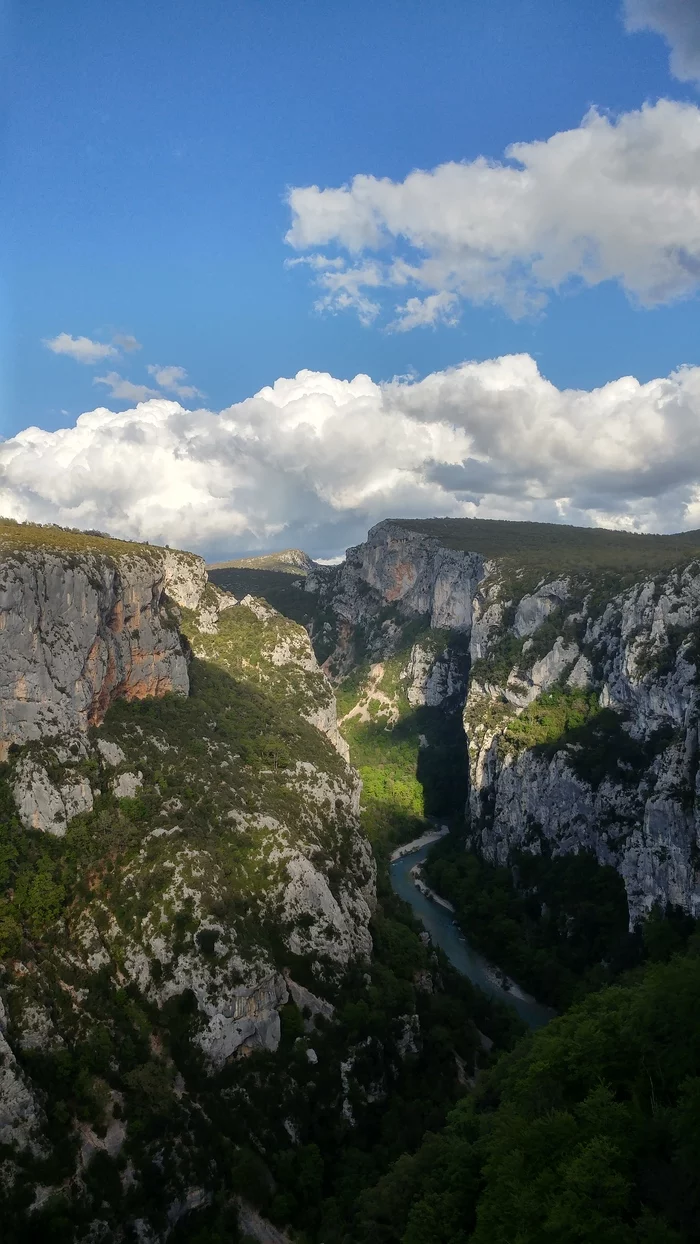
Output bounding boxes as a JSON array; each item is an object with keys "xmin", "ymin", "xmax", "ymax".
[
  {"xmin": 405, "ymin": 641, "xmax": 468, "ymax": 708},
  {"xmin": 466, "ymin": 565, "xmax": 700, "ymax": 924},
  {"xmin": 0, "ymin": 545, "xmax": 201, "ymax": 759},
  {"xmin": 307, "ymin": 520, "xmax": 485, "ymax": 642},
  {"xmin": 309, "ymin": 520, "xmax": 700, "ymax": 922},
  {"xmin": 0, "ymin": 998, "xmax": 43, "ymax": 1153}
]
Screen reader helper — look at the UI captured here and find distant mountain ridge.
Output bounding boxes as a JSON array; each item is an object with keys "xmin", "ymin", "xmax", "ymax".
[{"xmin": 207, "ymin": 547, "xmax": 315, "ymax": 574}]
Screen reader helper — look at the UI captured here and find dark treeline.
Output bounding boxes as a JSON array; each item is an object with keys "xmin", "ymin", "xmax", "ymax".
[{"xmin": 423, "ymin": 837, "xmax": 698, "ymax": 1010}]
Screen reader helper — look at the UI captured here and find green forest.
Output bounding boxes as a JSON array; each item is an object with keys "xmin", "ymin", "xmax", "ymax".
[
  {"xmin": 393, "ymin": 516, "xmax": 700, "ymax": 574},
  {"xmin": 354, "ymin": 945, "xmax": 700, "ymax": 1244}
]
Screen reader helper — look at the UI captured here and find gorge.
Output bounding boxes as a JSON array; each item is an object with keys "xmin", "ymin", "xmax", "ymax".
[{"xmin": 2, "ymin": 514, "xmax": 700, "ymax": 1242}]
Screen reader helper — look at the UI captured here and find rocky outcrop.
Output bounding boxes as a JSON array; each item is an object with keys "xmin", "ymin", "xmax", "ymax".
[
  {"xmin": 306, "ymin": 521, "xmax": 485, "ymax": 660},
  {"xmin": 0, "ymin": 997, "xmax": 43, "ymax": 1153},
  {"xmin": 196, "ymin": 974, "xmax": 288, "ymax": 1068},
  {"xmin": 512, "ymin": 580, "xmax": 569, "ymax": 637},
  {"xmin": 13, "ymin": 754, "xmax": 93, "ymax": 835},
  {"xmin": 0, "ymin": 545, "xmax": 204, "ymax": 759},
  {"xmin": 405, "ymin": 640, "xmax": 468, "ymax": 708},
  {"xmin": 466, "ymin": 564, "xmax": 700, "ymax": 923}
]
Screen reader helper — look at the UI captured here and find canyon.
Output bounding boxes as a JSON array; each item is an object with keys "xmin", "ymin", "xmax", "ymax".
[
  {"xmin": 304, "ymin": 518, "xmax": 700, "ymax": 924},
  {"xmin": 3, "ymin": 513, "xmax": 700, "ymax": 1242}
]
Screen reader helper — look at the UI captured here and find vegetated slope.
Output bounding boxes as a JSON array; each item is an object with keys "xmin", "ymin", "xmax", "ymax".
[
  {"xmin": 0, "ymin": 523, "xmax": 520, "ymax": 1244},
  {"xmin": 394, "ymin": 516, "xmax": 700, "ymax": 576},
  {"xmin": 208, "ymin": 564, "xmax": 316, "ymax": 625},
  {"xmin": 207, "ymin": 548, "xmax": 315, "ymax": 574},
  {"xmin": 356, "ymin": 942, "xmax": 700, "ymax": 1244},
  {"xmin": 0, "ymin": 516, "xmax": 189, "ymax": 563}
]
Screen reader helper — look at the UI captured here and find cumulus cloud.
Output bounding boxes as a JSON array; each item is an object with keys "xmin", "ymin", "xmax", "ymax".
[
  {"xmin": 44, "ymin": 333, "xmax": 119, "ymax": 364},
  {"xmin": 147, "ymin": 365, "xmax": 203, "ymax": 399},
  {"xmin": 286, "ymin": 99, "xmax": 700, "ymax": 325},
  {"xmin": 4, "ymin": 359, "xmax": 700, "ymax": 559},
  {"xmin": 624, "ymin": 0, "xmax": 700, "ymax": 83}
]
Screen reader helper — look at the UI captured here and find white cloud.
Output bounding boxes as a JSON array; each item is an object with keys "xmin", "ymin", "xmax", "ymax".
[
  {"xmin": 624, "ymin": 0, "xmax": 700, "ymax": 83},
  {"xmin": 147, "ymin": 365, "xmax": 203, "ymax": 399},
  {"xmin": 93, "ymin": 372, "xmax": 160, "ymax": 402},
  {"xmin": 388, "ymin": 291, "xmax": 460, "ymax": 332},
  {"xmin": 44, "ymin": 333, "xmax": 119, "ymax": 364},
  {"xmin": 4, "ymin": 359, "xmax": 700, "ymax": 559},
  {"xmin": 286, "ymin": 254, "xmax": 383, "ymax": 323},
  {"xmin": 286, "ymin": 99, "xmax": 700, "ymax": 325}
]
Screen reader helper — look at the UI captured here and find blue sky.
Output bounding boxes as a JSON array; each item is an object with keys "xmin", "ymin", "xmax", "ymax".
[
  {"xmin": 3, "ymin": 0, "xmax": 700, "ymax": 556},
  {"xmin": 7, "ymin": 0, "xmax": 699, "ymax": 435}
]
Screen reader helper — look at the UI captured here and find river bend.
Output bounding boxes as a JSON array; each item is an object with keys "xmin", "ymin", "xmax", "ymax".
[{"xmin": 390, "ymin": 842, "xmax": 555, "ymax": 1029}]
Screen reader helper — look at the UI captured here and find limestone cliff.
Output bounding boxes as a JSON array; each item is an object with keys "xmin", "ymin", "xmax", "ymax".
[
  {"xmin": 466, "ymin": 564, "xmax": 700, "ymax": 924},
  {"xmin": 0, "ymin": 521, "xmax": 375, "ymax": 1232},
  {"xmin": 307, "ymin": 518, "xmax": 700, "ymax": 922},
  {"xmin": 307, "ymin": 520, "xmax": 484, "ymax": 652},
  {"xmin": 0, "ymin": 527, "xmax": 203, "ymax": 760}
]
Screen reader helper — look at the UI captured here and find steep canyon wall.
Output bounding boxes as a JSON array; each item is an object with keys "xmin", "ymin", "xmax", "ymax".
[{"xmin": 308, "ymin": 520, "xmax": 700, "ymax": 923}]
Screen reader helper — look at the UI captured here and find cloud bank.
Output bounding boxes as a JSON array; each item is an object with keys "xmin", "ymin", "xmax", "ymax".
[
  {"xmin": 624, "ymin": 0, "xmax": 700, "ymax": 83},
  {"xmin": 3, "ymin": 358, "xmax": 700, "ymax": 559},
  {"xmin": 286, "ymin": 100, "xmax": 700, "ymax": 326}
]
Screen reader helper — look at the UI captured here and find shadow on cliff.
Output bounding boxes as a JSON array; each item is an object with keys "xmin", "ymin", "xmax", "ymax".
[{"xmin": 413, "ymin": 701, "xmax": 470, "ymax": 822}]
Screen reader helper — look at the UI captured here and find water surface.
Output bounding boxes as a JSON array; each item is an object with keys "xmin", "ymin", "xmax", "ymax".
[{"xmin": 390, "ymin": 843, "xmax": 555, "ymax": 1029}]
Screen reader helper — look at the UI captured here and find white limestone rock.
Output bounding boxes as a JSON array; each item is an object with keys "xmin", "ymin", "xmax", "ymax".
[
  {"xmin": 112, "ymin": 771, "xmax": 143, "ymax": 799},
  {"xmin": 13, "ymin": 757, "xmax": 93, "ymax": 835},
  {"xmin": 195, "ymin": 975, "xmax": 288, "ymax": 1069},
  {"xmin": 161, "ymin": 549, "xmax": 208, "ymax": 610},
  {"xmin": 281, "ymin": 850, "xmax": 374, "ymax": 966},
  {"xmin": 505, "ymin": 637, "xmax": 579, "ymax": 708},
  {"xmin": 307, "ymin": 520, "xmax": 485, "ymax": 640},
  {"xmin": 405, "ymin": 642, "xmax": 467, "ymax": 707},
  {"xmin": 567, "ymin": 654, "xmax": 593, "ymax": 689},
  {"xmin": 96, "ymin": 738, "xmax": 126, "ymax": 767},
  {"xmin": 512, "ymin": 580, "xmax": 569, "ymax": 638},
  {"xmin": 0, "ymin": 1027, "xmax": 43, "ymax": 1152}
]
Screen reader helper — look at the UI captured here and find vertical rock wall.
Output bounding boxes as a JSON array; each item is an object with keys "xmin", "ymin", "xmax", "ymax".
[{"xmin": 0, "ymin": 547, "xmax": 203, "ymax": 758}]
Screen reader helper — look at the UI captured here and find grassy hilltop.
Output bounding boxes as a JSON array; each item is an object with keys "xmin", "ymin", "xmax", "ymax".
[{"xmin": 393, "ymin": 516, "xmax": 700, "ymax": 575}]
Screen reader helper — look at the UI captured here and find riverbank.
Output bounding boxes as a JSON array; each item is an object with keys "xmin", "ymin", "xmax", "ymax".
[
  {"xmin": 389, "ymin": 825, "xmax": 450, "ymax": 861},
  {"xmin": 410, "ymin": 862, "xmax": 455, "ymax": 912},
  {"xmin": 390, "ymin": 842, "xmax": 556, "ymax": 1029}
]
